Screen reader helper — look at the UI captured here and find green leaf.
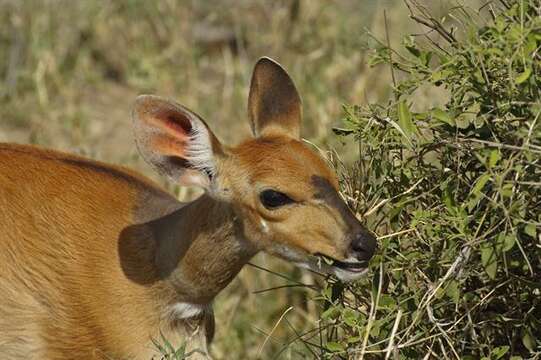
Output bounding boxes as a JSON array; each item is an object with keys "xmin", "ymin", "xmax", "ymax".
[
  {"xmin": 381, "ymin": 116, "xmax": 413, "ymax": 147},
  {"xmin": 522, "ymin": 329, "xmax": 535, "ymax": 352},
  {"xmin": 347, "ymin": 335, "xmax": 362, "ymax": 344},
  {"xmin": 420, "ymin": 50, "xmax": 433, "ymax": 67},
  {"xmin": 321, "ymin": 306, "xmax": 341, "ymax": 320},
  {"xmin": 445, "ymin": 280, "xmax": 460, "ymax": 303},
  {"xmin": 500, "ymin": 183, "xmax": 514, "ymax": 197},
  {"xmin": 370, "ymin": 319, "xmax": 382, "ymax": 338},
  {"xmin": 480, "ymin": 243, "xmax": 498, "ymax": 279},
  {"xmin": 326, "ymin": 342, "xmax": 345, "ymax": 352},
  {"xmin": 431, "ymin": 71, "xmax": 444, "ymax": 83},
  {"xmin": 321, "ymin": 286, "xmax": 332, "ymax": 301},
  {"xmin": 525, "ymin": 34, "xmax": 537, "ymax": 54},
  {"xmin": 342, "ymin": 308, "xmax": 358, "ymax": 327},
  {"xmin": 491, "ymin": 346, "xmax": 509, "ymax": 359},
  {"xmin": 442, "ymin": 186, "xmax": 456, "ymax": 210},
  {"xmin": 431, "ymin": 108, "xmax": 455, "ymax": 126},
  {"xmin": 488, "ymin": 149, "xmax": 501, "ymax": 168},
  {"xmin": 467, "ymin": 173, "xmax": 489, "ymax": 210},
  {"xmin": 455, "ymin": 115, "xmax": 471, "ymax": 129},
  {"xmin": 378, "ymin": 294, "xmax": 396, "ymax": 309},
  {"xmin": 524, "ymin": 224, "xmax": 537, "ymax": 238},
  {"xmin": 434, "ymin": 287, "xmax": 445, "ymax": 299},
  {"xmin": 397, "ymin": 101, "xmax": 417, "ymax": 139},
  {"xmin": 389, "ymin": 201, "xmax": 406, "ymax": 221},
  {"xmin": 515, "ymin": 67, "xmax": 532, "ymax": 84},
  {"xmin": 501, "ymin": 233, "xmax": 516, "ymax": 252},
  {"xmin": 472, "ymin": 174, "xmax": 491, "ymax": 195},
  {"xmin": 406, "ymin": 45, "xmax": 421, "ymax": 58}
]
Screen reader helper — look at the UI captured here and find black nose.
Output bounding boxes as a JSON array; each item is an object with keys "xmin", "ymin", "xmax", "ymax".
[{"xmin": 350, "ymin": 230, "xmax": 377, "ymax": 262}]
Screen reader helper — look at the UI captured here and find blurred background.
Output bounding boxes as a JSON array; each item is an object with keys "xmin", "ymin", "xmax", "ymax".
[{"xmin": 0, "ymin": 0, "xmax": 454, "ymax": 358}]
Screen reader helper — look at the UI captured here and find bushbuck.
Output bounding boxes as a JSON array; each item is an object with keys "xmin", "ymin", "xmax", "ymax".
[{"xmin": 0, "ymin": 57, "xmax": 376, "ymax": 359}]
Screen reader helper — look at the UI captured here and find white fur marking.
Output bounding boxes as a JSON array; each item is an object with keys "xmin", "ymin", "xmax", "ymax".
[
  {"xmin": 260, "ymin": 219, "xmax": 269, "ymax": 233},
  {"xmin": 186, "ymin": 120, "xmax": 215, "ymax": 177},
  {"xmin": 332, "ymin": 267, "xmax": 369, "ymax": 281},
  {"xmin": 169, "ymin": 302, "xmax": 205, "ymax": 319}
]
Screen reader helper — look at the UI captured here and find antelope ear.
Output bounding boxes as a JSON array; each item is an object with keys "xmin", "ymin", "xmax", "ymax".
[
  {"xmin": 132, "ymin": 95, "xmax": 223, "ymax": 190},
  {"xmin": 248, "ymin": 57, "xmax": 302, "ymax": 139}
]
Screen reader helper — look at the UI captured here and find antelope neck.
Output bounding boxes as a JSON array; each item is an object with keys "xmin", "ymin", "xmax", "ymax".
[{"xmin": 151, "ymin": 194, "xmax": 258, "ymax": 304}]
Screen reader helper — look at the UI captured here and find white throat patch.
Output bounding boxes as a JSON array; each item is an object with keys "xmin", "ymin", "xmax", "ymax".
[{"xmin": 168, "ymin": 302, "xmax": 207, "ymax": 320}]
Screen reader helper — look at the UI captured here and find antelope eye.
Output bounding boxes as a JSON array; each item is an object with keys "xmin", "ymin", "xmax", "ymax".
[{"xmin": 259, "ymin": 190, "xmax": 294, "ymax": 209}]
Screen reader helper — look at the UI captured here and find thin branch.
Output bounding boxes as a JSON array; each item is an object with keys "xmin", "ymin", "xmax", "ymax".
[
  {"xmin": 384, "ymin": 10, "xmax": 397, "ymax": 92},
  {"xmin": 384, "ymin": 309, "xmax": 403, "ymax": 360},
  {"xmin": 404, "ymin": 0, "xmax": 457, "ymax": 45},
  {"xmin": 256, "ymin": 306, "xmax": 293, "ymax": 358},
  {"xmin": 247, "ymin": 262, "xmax": 318, "ymax": 290}
]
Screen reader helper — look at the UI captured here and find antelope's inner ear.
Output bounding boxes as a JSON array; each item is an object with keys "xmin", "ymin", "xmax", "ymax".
[
  {"xmin": 132, "ymin": 95, "xmax": 224, "ymax": 190},
  {"xmin": 248, "ymin": 57, "xmax": 302, "ymax": 139}
]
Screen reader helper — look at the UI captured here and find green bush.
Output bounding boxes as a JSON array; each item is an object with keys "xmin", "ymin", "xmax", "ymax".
[{"xmin": 316, "ymin": 1, "xmax": 541, "ymax": 358}]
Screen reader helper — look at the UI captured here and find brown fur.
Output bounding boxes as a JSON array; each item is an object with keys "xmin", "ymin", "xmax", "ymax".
[
  {"xmin": 0, "ymin": 144, "xmax": 224, "ymax": 359},
  {"xmin": 0, "ymin": 58, "xmax": 374, "ymax": 359},
  {"xmin": 248, "ymin": 57, "xmax": 302, "ymax": 138}
]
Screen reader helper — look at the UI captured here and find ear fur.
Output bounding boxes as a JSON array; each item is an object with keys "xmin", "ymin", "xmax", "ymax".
[
  {"xmin": 132, "ymin": 95, "xmax": 223, "ymax": 190},
  {"xmin": 248, "ymin": 57, "xmax": 302, "ymax": 139}
]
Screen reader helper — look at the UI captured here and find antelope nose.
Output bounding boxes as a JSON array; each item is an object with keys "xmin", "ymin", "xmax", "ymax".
[{"xmin": 350, "ymin": 230, "xmax": 377, "ymax": 262}]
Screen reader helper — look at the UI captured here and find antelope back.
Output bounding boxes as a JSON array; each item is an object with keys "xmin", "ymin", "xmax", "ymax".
[{"xmin": 0, "ymin": 144, "xmax": 193, "ymax": 359}]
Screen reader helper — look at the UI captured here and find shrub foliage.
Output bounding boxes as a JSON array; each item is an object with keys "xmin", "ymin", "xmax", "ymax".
[{"xmin": 318, "ymin": 1, "xmax": 541, "ymax": 358}]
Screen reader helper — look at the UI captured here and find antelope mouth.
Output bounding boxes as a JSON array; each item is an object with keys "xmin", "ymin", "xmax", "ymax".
[
  {"xmin": 331, "ymin": 259, "xmax": 368, "ymax": 272},
  {"xmin": 315, "ymin": 254, "xmax": 369, "ymax": 273}
]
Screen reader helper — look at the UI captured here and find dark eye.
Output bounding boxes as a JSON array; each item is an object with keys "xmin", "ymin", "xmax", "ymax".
[{"xmin": 259, "ymin": 190, "xmax": 294, "ymax": 209}]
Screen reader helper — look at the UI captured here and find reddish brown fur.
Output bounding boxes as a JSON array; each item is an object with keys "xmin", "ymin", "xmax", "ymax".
[
  {"xmin": 248, "ymin": 58, "xmax": 302, "ymax": 138},
  {"xmin": 0, "ymin": 144, "xmax": 212, "ymax": 359}
]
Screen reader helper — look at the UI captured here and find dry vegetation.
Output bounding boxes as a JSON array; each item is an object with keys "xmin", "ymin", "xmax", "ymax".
[{"xmin": 329, "ymin": 1, "xmax": 540, "ymax": 358}]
